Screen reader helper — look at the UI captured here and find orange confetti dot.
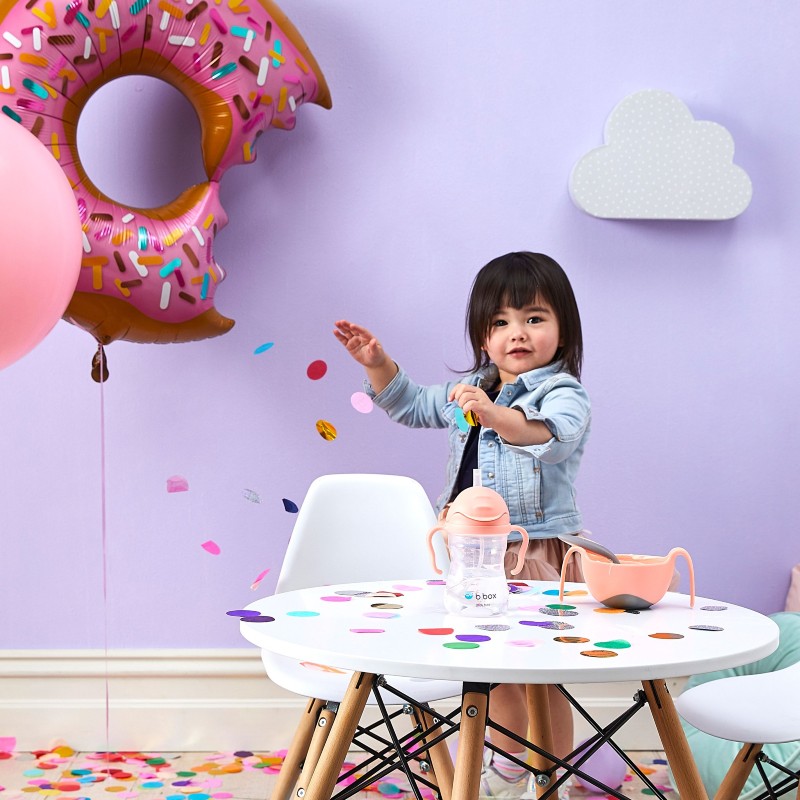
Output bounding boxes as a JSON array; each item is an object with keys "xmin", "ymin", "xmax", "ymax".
[{"xmin": 315, "ymin": 419, "xmax": 337, "ymax": 441}]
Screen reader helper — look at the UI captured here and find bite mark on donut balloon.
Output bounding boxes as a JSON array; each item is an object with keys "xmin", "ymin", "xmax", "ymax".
[{"xmin": 0, "ymin": 0, "xmax": 330, "ymax": 345}]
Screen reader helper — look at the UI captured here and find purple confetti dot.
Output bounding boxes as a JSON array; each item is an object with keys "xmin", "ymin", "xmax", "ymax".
[
  {"xmin": 227, "ymin": 609, "xmax": 260, "ymax": 617},
  {"xmin": 456, "ymin": 634, "xmax": 491, "ymax": 643},
  {"xmin": 243, "ymin": 615, "xmax": 275, "ymax": 623}
]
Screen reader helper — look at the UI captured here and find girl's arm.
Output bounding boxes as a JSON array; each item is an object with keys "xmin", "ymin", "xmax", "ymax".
[{"xmin": 333, "ymin": 319, "xmax": 398, "ymax": 394}]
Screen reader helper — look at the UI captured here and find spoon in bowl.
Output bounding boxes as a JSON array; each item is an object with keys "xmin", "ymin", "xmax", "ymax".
[{"xmin": 558, "ymin": 533, "xmax": 621, "ymax": 564}]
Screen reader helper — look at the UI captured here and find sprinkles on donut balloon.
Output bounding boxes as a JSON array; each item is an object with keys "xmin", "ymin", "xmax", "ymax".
[{"xmin": 0, "ymin": 0, "xmax": 330, "ymax": 345}]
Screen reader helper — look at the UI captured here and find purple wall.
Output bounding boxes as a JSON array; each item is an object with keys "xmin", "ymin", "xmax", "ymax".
[{"xmin": 2, "ymin": 1, "xmax": 797, "ymax": 648}]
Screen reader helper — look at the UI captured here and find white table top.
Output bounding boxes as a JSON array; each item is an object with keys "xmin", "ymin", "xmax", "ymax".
[{"xmin": 239, "ymin": 579, "xmax": 779, "ymax": 684}]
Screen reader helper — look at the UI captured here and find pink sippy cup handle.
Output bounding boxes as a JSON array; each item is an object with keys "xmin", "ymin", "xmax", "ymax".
[
  {"xmin": 427, "ymin": 526, "xmax": 446, "ymax": 575},
  {"xmin": 507, "ymin": 526, "xmax": 529, "ymax": 575},
  {"xmin": 558, "ymin": 545, "xmax": 582, "ymax": 602}
]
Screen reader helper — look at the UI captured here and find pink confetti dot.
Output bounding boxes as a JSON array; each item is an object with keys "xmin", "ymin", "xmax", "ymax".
[
  {"xmin": 350, "ymin": 392, "xmax": 374, "ymax": 413},
  {"xmin": 307, "ymin": 360, "xmax": 327, "ymax": 380},
  {"xmin": 250, "ymin": 568, "xmax": 270, "ymax": 590},
  {"xmin": 166, "ymin": 475, "xmax": 189, "ymax": 493},
  {"xmin": 321, "ymin": 595, "xmax": 351, "ymax": 602},
  {"xmin": 507, "ymin": 640, "xmax": 538, "ymax": 647},
  {"xmin": 201, "ymin": 540, "xmax": 221, "ymax": 555},
  {"xmin": 350, "ymin": 628, "xmax": 385, "ymax": 633}
]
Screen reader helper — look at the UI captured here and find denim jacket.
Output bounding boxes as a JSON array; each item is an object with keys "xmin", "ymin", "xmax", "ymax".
[{"xmin": 365, "ymin": 361, "xmax": 591, "ymax": 540}]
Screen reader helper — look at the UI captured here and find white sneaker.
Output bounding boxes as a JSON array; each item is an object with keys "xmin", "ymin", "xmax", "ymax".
[
  {"xmin": 480, "ymin": 767, "xmax": 529, "ymax": 800},
  {"xmin": 479, "ymin": 752, "xmax": 529, "ymax": 800}
]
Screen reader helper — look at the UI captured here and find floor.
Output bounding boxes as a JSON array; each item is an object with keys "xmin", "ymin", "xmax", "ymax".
[{"xmin": 0, "ymin": 748, "xmax": 675, "ymax": 800}]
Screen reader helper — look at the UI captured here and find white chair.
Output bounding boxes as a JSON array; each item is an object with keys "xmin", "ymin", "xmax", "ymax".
[
  {"xmin": 265, "ymin": 474, "xmax": 460, "ymax": 800},
  {"xmin": 674, "ymin": 659, "xmax": 800, "ymax": 800}
]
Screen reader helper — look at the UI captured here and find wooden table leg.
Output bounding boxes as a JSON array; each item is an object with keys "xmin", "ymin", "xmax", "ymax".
[
  {"xmin": 526, "ymin": 685, "xmax": 556, "ymax": 799},
  {"xmin": 271, "ymin": 698, "xmax": 325, "ymax": 800},
  {"xmin": 294, "ymin": 703, "xmax": 337, "ymax": 800},
  {"xmin": 642, "ymin": 679, "xmax": 709, "ymax": 800},
  {"xmin": 304, "ymin": 671, "xmax": 374, "ymax": 800},
  {"xmin": 451, "ymin": 684, "xmax": 489, "ymax": 800},
  {"xmin": 715, "ymin": 743, "xmax": 763, "ymax": 800},
  {"xmin": 414, "ymin": 709, "xmax": 455, "ymax": 800}
]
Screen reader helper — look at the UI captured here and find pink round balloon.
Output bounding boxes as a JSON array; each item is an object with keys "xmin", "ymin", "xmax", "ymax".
[{"xmin": 0, "ymin": 117, "xmax": 82, "ymax": 371}]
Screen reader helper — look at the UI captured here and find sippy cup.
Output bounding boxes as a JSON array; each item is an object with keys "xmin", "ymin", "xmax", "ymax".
[{"xmin": 427, "ymin": 486, "xmax": 529, "ymax": 617}]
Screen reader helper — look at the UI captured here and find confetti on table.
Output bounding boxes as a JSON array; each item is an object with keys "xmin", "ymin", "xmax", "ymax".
[
  {"xmin": 350, "ymin": 628, "xmax": 384, "ymax": 634},
  {"xmin": 594, "ymin": 639, "xmax": 631, "ymax": 649},
  {"xmin": 242, "ymin": 489, "xmax": 262, "ymax": 503},
  {"xmin": 227, "ymin": 609, "xmax": 260, "ymax": 617},
  {"xmin": 507, "ymin": 640, "xmax": 538, "ymax": 647},
  {"xmin": 419, "ymin": 628, "xmax": 454, "ymax": 636},
  {"xmin": 250, "ymin": 568, "xmax": 270, "ymax": 590},
  {"xmin": 351, "ymin": 392, "xmax": 374, "ymax": 413},
  {"xmin": 456, "ymin": 634, "xmax": 491, "ymax": 643},
  {"xmin": 166, "ymin": 475, "xmax": 189, "ymax": 493},
  {"xmin": 689, "ymin": 625, "xmax": 724, "ymax": 632},
  {"xmin": 201, "ymin": 540, "xmax": 221, "ymax": 555},
  {"xmin": 580, "ymin": 649, "xmax": 618, "ymax": 658},
  {"xmin": 282, "ymin": 498, "xmax": 299, "ymax": 513},
  {"xmin": 254, "ymin": 342, "xmax": 274, "ymax": 354},
  {"xmin": 306, "ymin": 360, "xmax": 327, "ymax": 380},
  {"xmin": 700, "ymin": 605, "xmax": 728, "ymax": 611},
  {"xmin": 555, "ymin": 636, "xmax": 590, "ymax": 644},
  {"xmin": 649, "ymin": 632, "xmax": 684, "ymax": 640},
  {"xmin": 443, "ymin": 641, "xmax": 479, "ymax": 650},
  {"xmin": 315, "ymin": 419, "xmax": 337, "ymax": 441}
]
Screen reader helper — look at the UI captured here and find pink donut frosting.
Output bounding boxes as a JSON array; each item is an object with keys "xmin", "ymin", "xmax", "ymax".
[{"xmin": 0, "ymin": 0, "xmax": 330, "ymax": 343}]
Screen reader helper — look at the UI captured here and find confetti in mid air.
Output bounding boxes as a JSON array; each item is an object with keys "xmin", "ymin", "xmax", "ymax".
[
  {"xmin": 254, "ymin": 342, "xmax": 274, "ymax": 355},
  {"xmin": 282, "ymin": 498, "xmax": 299, "ymax": 513},
  {"xmin": 307, "ymin": 359, "xmax": 327, "ymax": 380},
  {"xmin": 242, "ymin": 489, "xmax": 262, "ymax": 504},
  {"xmin": 251, "ymin": 568, "xmax": 270, "ymax": 590},
  {"xmin": 351, "ymin": 391, "xmax": 374, "ymax": 413},
  {"xmin": 201, "ymin": 540, "xmax": 221, "ymax": 555},
  {"xmin": 166, "ymin": 475, "xmax": 189, "ymax": 493},
  {"xmin": 315, "ymin": 419, "xmax": 337, "ymax": 441}
]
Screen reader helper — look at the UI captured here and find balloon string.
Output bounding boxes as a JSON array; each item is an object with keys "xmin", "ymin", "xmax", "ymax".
[{"xmin": 98, "ymin": 344, "xmax": 110, "ymax": 755}]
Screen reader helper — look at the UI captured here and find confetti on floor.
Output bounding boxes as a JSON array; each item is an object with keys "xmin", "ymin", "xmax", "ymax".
[{"xmin": 0, "ymin": 749, "xmax": 673, "ymax": 800}]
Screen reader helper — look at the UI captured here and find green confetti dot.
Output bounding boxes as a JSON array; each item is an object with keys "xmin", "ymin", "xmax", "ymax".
[
  {"xmin": 547, "ymin": 603, "xmax": 576, "ymax": 610},
  {"xmin": 594, "ymin": 639, "xmax": 631, "ymax": 649},
  {"xmin": 443, "ymin": 641, "xmax": 480, "ymax": 650}
]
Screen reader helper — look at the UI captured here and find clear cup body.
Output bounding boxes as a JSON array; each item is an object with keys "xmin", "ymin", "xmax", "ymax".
[{"xmin": 444, "ymin": 532, "xmax": 509, "ymax": 617}]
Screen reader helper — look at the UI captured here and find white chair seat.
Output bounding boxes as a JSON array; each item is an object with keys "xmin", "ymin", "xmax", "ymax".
[
  {"xmin": 674, "ymin": 659, "xmax": 800, "ymax": 744},
  {"xmin": 262, "ymin": 650, "xmax": 461, "ymax": 705}
]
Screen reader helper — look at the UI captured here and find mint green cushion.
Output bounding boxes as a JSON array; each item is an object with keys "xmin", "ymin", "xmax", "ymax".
[{"xmin": 670, "ymin": 612, "xmax": 800, "ymax": 800}]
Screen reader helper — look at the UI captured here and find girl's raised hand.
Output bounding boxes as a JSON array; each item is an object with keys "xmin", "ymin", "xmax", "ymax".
[{"xmin": 333, "ymin": 320, "xmax": 388, "ymax": 368}]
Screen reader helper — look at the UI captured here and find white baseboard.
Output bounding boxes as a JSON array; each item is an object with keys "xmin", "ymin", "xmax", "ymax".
[{"xmin": 0, "ymin": 650, "xmax": 684, "ymax": 752}]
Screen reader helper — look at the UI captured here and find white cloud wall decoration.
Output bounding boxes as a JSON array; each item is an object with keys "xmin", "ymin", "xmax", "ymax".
[{"xmin": 569, "ymin": 89, "xmax": 753, "ymax": 220}]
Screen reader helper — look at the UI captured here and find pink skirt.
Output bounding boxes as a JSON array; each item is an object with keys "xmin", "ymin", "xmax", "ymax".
[{"xmin": 504, "ymin": 536, "xmax": 585, "ymax": 583}]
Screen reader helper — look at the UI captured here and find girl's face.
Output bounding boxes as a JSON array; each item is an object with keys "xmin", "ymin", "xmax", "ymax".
[{"xmin": 483, "ymin": 297, "xmax": 561, "ymax": 384}]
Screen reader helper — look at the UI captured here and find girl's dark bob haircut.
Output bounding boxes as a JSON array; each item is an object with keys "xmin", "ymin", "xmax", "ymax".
[{"xmin": 464, "ymin": 251, "xmax": 583, "ymax": 380}]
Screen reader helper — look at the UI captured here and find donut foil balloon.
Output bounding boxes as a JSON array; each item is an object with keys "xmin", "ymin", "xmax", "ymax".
[{"xmin": 0, "ymin": 0, "xmax": 330, "ymax": 344}]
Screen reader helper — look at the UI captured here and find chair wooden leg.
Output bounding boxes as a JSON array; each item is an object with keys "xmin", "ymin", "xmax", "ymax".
[
  {"xmin": 413, "ymin": 708, "xmax": 455, "ymax": 800},
  {"xmin": 714, "ymin": 743, "xmax": 763, "ymax": 800},
  {"xmin": 294, "ymin": 703, "xmax": 337, "ymax": 800},
  {"xmin": 451, "ymin": 685, "xmax": 489, "ymax": 800},
  {"xmin": 270, "ymin": 698, "xmax": 325, "ymax": 800},
  {"xmin": 642, "ymin": 679, "xmax": 709, "ymax": 800},
  {"xmin": 304, "ymin": 672, "xmax": 374, "ymax": 800},
  {"xmin": 526, "ymin": 685, "xmax": 556, "ymax": 799}
]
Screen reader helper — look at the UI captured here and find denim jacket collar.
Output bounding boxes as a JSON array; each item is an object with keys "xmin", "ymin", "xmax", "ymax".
[{"xmin": 476, "ymin": 360, "xmax": 567, "ymax": 392}]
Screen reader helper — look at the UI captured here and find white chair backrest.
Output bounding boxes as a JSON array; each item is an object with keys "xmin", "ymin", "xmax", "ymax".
[{"xmin": 276, "ymin": 473, "xmax": 440, "ymax": 594}]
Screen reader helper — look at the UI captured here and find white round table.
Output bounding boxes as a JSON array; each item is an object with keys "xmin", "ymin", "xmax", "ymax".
[{"xmin": 240, "ymin": 579, "xmax": 779, "ymax": 800}]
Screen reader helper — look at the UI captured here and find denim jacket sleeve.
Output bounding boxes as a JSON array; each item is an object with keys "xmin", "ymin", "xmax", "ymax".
[
  {"xmin": 364, "ymin": 364, "xmax": 458, "ymax": 429},
  {"xmin": 500, "ymin": 375, "xmax": 591, "ymax": 465}
]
